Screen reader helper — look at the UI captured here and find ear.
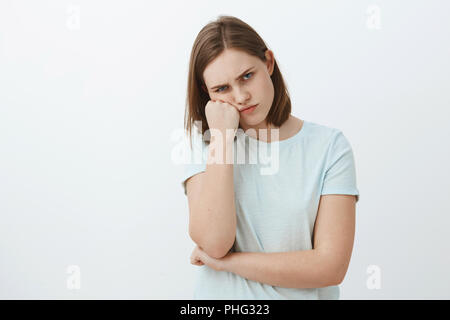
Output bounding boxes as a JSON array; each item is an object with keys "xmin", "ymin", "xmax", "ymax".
[{"xmin": 264, "ymin": 50, "xmax": 275, "ymax": 76}]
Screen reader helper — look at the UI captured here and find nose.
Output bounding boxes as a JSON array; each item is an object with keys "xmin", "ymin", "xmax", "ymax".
[{"xmin": 234, "ymin": 87, "xmax": 251, "ymax": 106}]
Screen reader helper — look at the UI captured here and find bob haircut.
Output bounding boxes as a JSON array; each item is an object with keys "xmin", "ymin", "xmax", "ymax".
[{"xmin": 184, "ymin": 15, "xmax": 292, "ymax": 147}]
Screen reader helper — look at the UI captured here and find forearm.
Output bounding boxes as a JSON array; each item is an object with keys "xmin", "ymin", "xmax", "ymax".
[
  {"xmin": 222, "ymin": 250, "xmax": 339, "ymax": 289},
  {"xmin": 190, "ymin": 134, "xmax": 236, "ymax": 257}
]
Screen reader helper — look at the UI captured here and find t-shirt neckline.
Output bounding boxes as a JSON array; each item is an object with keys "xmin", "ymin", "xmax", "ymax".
[{"xmin": 241, "ymin": 119, "xmax": 308, "ymax": 147}]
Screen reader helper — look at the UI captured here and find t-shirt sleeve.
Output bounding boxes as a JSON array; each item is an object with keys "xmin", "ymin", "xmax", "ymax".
[
  {"xmin": 321, "ymin": 130, "xmax": 360, "ymax": 203},
  {"xmin": 180, "ymin": 129, "xmax": 209, "ymax": 196}
]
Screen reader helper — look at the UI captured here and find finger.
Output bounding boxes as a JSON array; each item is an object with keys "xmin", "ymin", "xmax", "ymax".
[{"xmin": 191, "ymin": 258, "xmax": 204, "ymax": 266}]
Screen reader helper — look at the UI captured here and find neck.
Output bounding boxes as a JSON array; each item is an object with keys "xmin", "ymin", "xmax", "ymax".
[{"xmin": 240, "ymin": 119, "xmax": 283, "ymax": 143}]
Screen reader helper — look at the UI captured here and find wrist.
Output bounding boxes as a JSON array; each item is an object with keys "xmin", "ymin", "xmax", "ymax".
[
  {"xmin": 210, "ymin": 129, "xmax": 235, "ymax": 142},
  {"xmin": 209, "ymin": 134, "xmax": 235, "ymax": 165},
  {"xmin": 220, "ymin": 252, "xmax": 236, "ymax": 272}
]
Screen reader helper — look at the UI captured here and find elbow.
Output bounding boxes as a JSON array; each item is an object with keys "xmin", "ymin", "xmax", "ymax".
[
  {"xmin": 333, "ymin": 259, "xmax": 351, "ymax": 285},
  {"xmin": 189, "ymin": 229, "xmax": 235, "ymax": 259},
  {"xmin": 334, "ymin": 268, "xmax": 347, "ymax": 285},
  {"xmin": 326, "ymin": 266, "xmax": 347, "ymax": 287},
  {"xmin": 318, "ymin": 252, "xmax": 348, "ymax": 287},
  {"xmin": 319, "ymin": 270, "xmax": 342, "ymax": 288},
  {"xmin": 198, "ymin": 242, "xmax": 233, "ymax": 259},
  {"xmin": 206, "ymin": 246, "xmax": 232, "ymax": 259}
]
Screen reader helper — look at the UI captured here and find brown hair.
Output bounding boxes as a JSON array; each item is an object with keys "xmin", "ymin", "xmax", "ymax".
[{"xmin": 184, "ymin": 15, "xmax": 291, "ymax": 147}]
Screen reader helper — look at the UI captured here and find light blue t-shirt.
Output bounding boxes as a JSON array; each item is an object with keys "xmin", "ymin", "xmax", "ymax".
[{"xmin": 181, "ymin": 119, "xmax": 360, "ymax": 300}]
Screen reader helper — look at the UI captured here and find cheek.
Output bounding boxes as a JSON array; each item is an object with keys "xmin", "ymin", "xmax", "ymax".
[
  {"xmin": 253, "ymin": 75, "xmax": 272, "ymax": 96},
  {"xmin": 209, "ymin": 90, "xmax": 224, "ymax": 99},
  {"xmin": 262, "ymin": 76, "xmax": 274, "ymax": 94},
  {"xmin": 256, "ymin": 77, "xmax": 274, "ymax": 113}
]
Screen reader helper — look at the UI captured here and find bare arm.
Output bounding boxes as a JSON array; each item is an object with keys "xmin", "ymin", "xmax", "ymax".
[
  {"xmin": 188, "ymin": 133, "xmax": 236, "ymax": 259},
  {"xmin": 221, "ymin": 250, "xmax": 336, "ymax": 288},
  {"xmin": 215, "ymin": 195, "xmax": 356, "ymax": 288}
]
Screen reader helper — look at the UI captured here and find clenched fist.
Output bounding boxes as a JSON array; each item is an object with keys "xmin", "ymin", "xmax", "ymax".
[{"xmin": 205, "ymin": 99, "xmax": 240, "ymax": 141}]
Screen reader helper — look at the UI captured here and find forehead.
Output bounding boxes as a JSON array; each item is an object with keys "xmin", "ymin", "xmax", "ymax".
[{"xmin": 203, "ymin": 49, "xmax": 260, "ymax": 86}]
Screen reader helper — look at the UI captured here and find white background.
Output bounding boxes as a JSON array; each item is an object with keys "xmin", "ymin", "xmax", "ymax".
[{"xmin": 1, "ymin": 0, "xmax": 449, "ymax": 299}]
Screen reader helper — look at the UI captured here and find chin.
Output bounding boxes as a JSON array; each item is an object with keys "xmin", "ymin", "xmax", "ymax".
[{"xmin": 249, "ymin": 116, "xmax": 266, "ymax": 126}]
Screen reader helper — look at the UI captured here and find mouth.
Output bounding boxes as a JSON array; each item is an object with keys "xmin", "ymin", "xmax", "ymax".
[{"xmin": 240, "ymin": 104, "xmax": 258, "ymax": 114}]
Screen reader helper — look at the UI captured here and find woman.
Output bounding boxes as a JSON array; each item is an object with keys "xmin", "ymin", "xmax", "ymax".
[{"xmin": 181, "ymin": 15, "xmax": 360, "ymax": 300}]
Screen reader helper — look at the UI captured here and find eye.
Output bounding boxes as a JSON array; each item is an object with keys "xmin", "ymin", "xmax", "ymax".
[
  {"xmin": 215, "ymin": 72, "xmax": 254, "ymax": 93},
  {"xmin": 242, "ymin": 72, "xmax": 253, "ymax": 80}
]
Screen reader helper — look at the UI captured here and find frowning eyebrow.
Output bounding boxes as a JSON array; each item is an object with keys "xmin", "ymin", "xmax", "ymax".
[{"xmin": 209, "ymin": 67, "xmax": 255, "ymax": 90}]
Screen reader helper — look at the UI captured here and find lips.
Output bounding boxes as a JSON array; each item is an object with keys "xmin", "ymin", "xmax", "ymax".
[{"xmin": 240, "ymin": 104, "xmax": 258, "ymax": 112}]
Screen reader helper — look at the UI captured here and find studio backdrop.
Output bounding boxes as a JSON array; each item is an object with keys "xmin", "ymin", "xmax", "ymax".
[{"xmin": 0, "ymin": 0, "xmax": 449, "ymax": 299}]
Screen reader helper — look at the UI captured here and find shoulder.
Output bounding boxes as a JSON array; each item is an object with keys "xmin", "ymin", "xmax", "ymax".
[{"xmin": 303, "ymin": 120, "xmax": 343, "ymax": 146}]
